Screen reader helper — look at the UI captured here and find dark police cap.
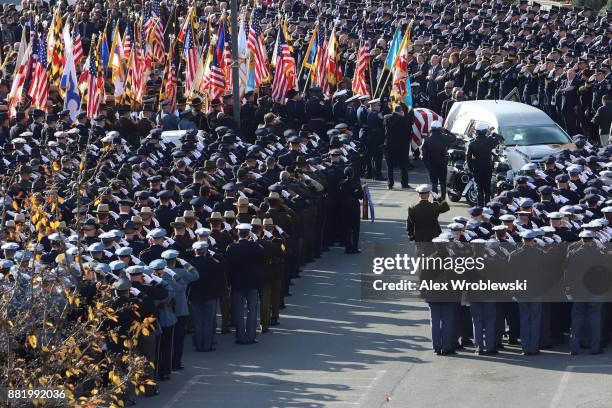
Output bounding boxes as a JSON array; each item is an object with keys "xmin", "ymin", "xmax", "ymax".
[
  {"xmin": 222, "ymin": 182, "xmax": 238, "ymax": 192},
  {"xmin": 538, "ymin": 185, "xmax": 553, "ymax": 195},
  {"xmin": 157, "ymin": 190, "xmax": 173, "ymax": 199},
  {"xmin": 180, "ymin": 188, "xmax": 194, "ymax": 198},
  {"xmin": 190, "ymin": 196, "xmax": 207, "ymax": 206}
]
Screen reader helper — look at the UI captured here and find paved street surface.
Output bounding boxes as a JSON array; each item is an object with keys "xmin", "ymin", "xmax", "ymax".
[{"xmin": 149, "ymin": 163, "xmax": 612, "ymax": 408}]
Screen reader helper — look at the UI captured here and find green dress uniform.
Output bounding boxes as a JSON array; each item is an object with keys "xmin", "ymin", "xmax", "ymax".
[{"xmin": 406, "ymin": 189, "xmax": 450, "ymax": 243}]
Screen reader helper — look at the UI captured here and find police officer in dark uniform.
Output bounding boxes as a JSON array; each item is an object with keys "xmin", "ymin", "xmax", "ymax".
[
  {"xmin": 29, "ymin": 109, "xmax": 45, "ymax": 140},
  {"xmin": 407, "ymin": 184, "xmax": 450, "ymax": 243},
  {"xmin": 365, "ymin": 98, "xmax": 385, "ymax": 180},
  {"xmin": 422, "ymin": 121, "xmax": 455, "ymax": 200},
  {"xmin": 466, "ymin": 123, "xmax": 503, "ymax": 206},
  {"xmin": 240, "ymin": 91, "xmax": 258, "ymax": 142},
  {"xmin": 9, "ymin": 111, "xmax": 28, "ymax": 140}
]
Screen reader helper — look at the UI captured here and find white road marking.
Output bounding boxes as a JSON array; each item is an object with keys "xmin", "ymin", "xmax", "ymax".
[
  {"xmin": 549, "ymin": 365, "xmax": 612, "ymax": 408},
  {"xmin": 162, "ymin": 374, "xmax": 205, "ymax": 408},
  {"xmin": 162, "ymin": 370, "xmax": 387, "ymax": 408}
]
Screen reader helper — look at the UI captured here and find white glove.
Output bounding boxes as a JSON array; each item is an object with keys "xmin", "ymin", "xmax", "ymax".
[
  {"xmin": 130, "ymin": 287, "xmax": 141, "ymax": 296},
  {"xmin": 275, "ymin": 226, "xmax": 285, "ymax": 234},
  {"xmin": 151, "ymin": 275, "xmax": 162, "ymax": 283},
  {"xmin": 177, "ymin": 258, "xmax": 187, "ymax": 266},
  {"xmin": 281, "ymin": 190, "xmax": 290, "ymax": 199},
  {"xmin": 164, "ymin": 268, "xmax": 176, "ymax": 278},
  {"xmin": 264, "ymin": 230, "xmax": 273, "ymax": 238},
  {"xmin": 143, "ymin": 275, "xmax": 153, "ymax": 284}
]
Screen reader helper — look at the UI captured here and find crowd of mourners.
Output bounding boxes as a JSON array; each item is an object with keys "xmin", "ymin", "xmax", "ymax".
[{"xmin": 0, "ymin": 0, "xmax": 611, "ymax": 402}]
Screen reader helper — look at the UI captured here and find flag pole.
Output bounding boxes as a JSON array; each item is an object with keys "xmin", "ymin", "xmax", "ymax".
[{"xmin": 230, "ymin": 0, "xmax": 240, "ymax": 124}]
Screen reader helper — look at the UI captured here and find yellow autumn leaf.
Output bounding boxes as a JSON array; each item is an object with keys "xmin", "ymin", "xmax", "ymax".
[
  {"xmin": 91, "ymin": 389, "xmax": 98, "ymax": 395},
  {"xmin": 141, "ymin": 327, "xmax": 150, "ymax": 336},
  {"xmin": 28, "ymin": 335, "xmax": 38, "ymax": 348},
  {"xmin": 87, "ymin": 307, "xmax": 94, "ymax": 321},
  {"xmin": 138, "ymin": 385, "xmax": 145, "ymax": 393},
  {"xmin": 79, "ymin": 162, "xmax": 85, "ymax": 171},
  {"xmin": 52, "ymin": 161, "xmax": 60, "ymax": 172},
  {"xmin": 145, "ymin": 380, "xmax": 156, "ymax": 385},
  {"xmin": 12, "ymin": 201, "xmax": 18, "ymax": 211},
  {"xmin": 123, "ymin": 339, "xmax": 132, "ymax": 348}
]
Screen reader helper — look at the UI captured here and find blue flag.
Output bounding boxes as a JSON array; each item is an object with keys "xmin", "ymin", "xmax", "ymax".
[{"xmin": 364, "ymin": 183, "xmax": 375, "ymax": 223}]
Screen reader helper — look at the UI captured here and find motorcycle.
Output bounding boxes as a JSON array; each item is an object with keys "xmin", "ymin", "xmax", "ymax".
[{"xmin": 446, "ymin": 136, "xmax": 512, "ymax": 206}]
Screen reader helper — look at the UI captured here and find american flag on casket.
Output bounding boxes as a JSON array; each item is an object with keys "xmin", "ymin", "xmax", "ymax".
[{"xmin": 411, "ymin": 108, "xmax": 443, "ymax": 150}]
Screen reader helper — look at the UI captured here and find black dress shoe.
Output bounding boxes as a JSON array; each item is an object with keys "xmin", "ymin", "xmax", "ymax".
[
  {"xmin": 434, "ymin": 348, "xmax": 442, "ymax": 355},
  {"xmin": 270, "ymin": 320, "xmax": 280, "ymax": 326},
  {"xmin": 476, "ymin": 350, "xmax": 486, "ymax": 355},
  {"xmin": 486, "ymin": 350, "xmax": 499, "ymax": 355},
  {"xmin": 591, "ymin": 350, "xmax": 604, "ymax": 355},
  {"xmin": 570, "ymin": 351, "xmax": 579, "ymax": 356},
  {"xmin": 172, "ymin": 364, "xmax": 185, "ymax": 370},
  {"xmin": 508, "ymin": 339, "xmax": 520, "ymax": 345},
  {"xmin": 387, "ymin": 184, "xmax": 394, "ymax": 190},
  {"xmin": 442, "ymin": 350, "xmax": 456, "ymax": 355},
  {"xmin": 401, "ymin": 184, "xmax": 412, "ymax": 189},
  {"xmin": 261, "ymin": 328, "xmax": 269, "ymax": 333}
]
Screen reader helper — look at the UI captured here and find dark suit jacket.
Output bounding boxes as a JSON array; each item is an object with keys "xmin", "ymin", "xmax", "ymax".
[
  {"xmin": 382, "ymin": 111, "xmax": 413, "ymax": 157},
  {"xmin": 406, "ymin": 199, "xmax": 450, "ymax": 242},
  {"xmin": 226, "ymin": 239, "xmax": 265, "ymax": 290}
]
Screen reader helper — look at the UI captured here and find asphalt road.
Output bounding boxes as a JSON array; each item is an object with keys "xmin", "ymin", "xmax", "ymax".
[{"xmin": 147, "ymin": 163, "xmax": 612, "ymax": 408}]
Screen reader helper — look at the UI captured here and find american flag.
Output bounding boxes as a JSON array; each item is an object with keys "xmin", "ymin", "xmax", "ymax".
[
  {"xmin": 73, "ymin": 28, "xmax": 84, "ymax": 65},
  {"xmin": 223, "ymin": 20, "xmax": 233, "ymax": 90},
  {"xmin": 183, "ymin": 23, "xmax": 198, "ymax": 94},
  {"xmin": 28, "ymin": 31, "xmax": 49, "ymax": 111},
  {"xmin": 247, "ymin": 8, "xmax": 270, "ymax": 86},
  {"xmin": 352, "ymin": 25, "xmax": 369, "ymax": 96},
  {"xmin": 123, "ymin": 23, "xmax": 133, "ymax": 58},
  {"xmin": 145, "ymin": 0, "xmax": 165, "ymax": 61},
  {"xmin": 123, "ymin": 38, "xmax": 143, "ymax": 104},
  {"xmin": 87, "ymin": 42, "xmax": 105, "ymax": 118},
  {"xmin": 271, "ymin": 29, "xmax": 296, "ymax": 103},
  {"xmin": 208, "ymin": 48, "xmax": 225, "ymax": 102}
]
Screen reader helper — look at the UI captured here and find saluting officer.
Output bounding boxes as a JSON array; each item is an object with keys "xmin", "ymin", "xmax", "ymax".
[{"xmin": 407, "ymin": 185, "xmax": 450, "ymax": 243}]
